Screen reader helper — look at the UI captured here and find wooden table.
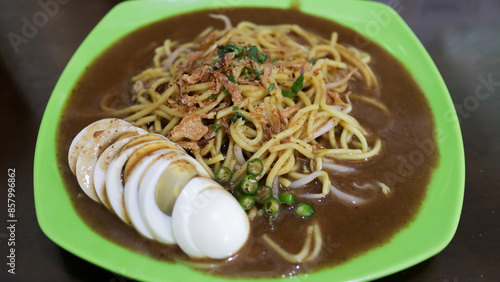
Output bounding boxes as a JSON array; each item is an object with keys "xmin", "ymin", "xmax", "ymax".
[{"xmin": 1, "ymin": 0, "xmax": 498, "ymax": 281}]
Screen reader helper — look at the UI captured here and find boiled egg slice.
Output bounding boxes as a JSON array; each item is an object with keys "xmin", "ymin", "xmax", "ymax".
[
  {"xmin": 123, "ymin": 149, "xmax": 177, "ymax": 239},
  {"xmin": 120, "ymin": 133, "xmax": 184, "ymax": 153},
  {"xmin": 122, "ymin": 136, "xmax": 181, "ymax": 181},
  {"xmin": 68, "ymin": 118, "xmax": 131, "ymax": 174},
  {"xmin": 172, "ymin": 177, "xmax": 250, "ymax": 259},
  {"xmin": 105, "ymin": 140, "xmax": 173, "ymax": 223},
  {"xmin": 94, "ymin": 134, "xmax": 144, "ymax": 210},
  {"xmin": 75, "ymin": 125, "xmax": 147, "ymax": 202},
  {"xmin": 137, "ymin": 153, "xmax": 207, "ymax": 244},
  {"xmin": 123, "ymin": 144, "xmax": 186, "ymax": 239}
]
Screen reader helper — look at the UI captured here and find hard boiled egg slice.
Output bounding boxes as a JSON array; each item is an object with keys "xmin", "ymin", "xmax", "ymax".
[
  {"xmin": 123, "ymin": 149, "xmax": 178, "ymax": 239},
  {"xmin": 105, "ymin": 140, "xmax": 172, "ymax": 223},
  {"xmin": 75, "ymin": 125, "xmax": 147, "ymax": 202},
  {"xmin": 153, "ymin": 158, "xmax": 208, "ymax": 216},
  {"xmin": 68, "ymin": 118, "xmax": 131, "ymax": 174},
  {"xmin": 94, "ymin": 134, "xmax": 144, "ymax": 210},
  {"xmin": 123, "ymin": 136, "xmax": 181, "ymax": 182},
  {"xmin": 120, "ymin": 133, "xmax": 184, "ymax": 153},
  {"xmin": 137, "ymin": 154, "xmax": 205, "ymax": 244},
  {"xmin": 172, "ymin": 177, "xmax": 250, "ymax": 259},
  {"xmin": 125, "ymin": 148, "xmax": 201, "ymax": 240}
]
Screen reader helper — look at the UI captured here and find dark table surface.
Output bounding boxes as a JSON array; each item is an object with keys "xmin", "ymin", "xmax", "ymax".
[{"xmin": 1, "ymin": 0, "xmax": 499, "ymax": 281}]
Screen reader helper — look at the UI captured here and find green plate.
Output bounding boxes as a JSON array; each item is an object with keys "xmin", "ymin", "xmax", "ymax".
[{"xmin": 34, "ymin": 0, "xmax": 465, "ymax": 281}]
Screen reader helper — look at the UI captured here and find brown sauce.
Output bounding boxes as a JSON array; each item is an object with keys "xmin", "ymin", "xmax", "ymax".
[{"xmin": 56, "ymin": 8, "xmax": 438, "ymax": 278}]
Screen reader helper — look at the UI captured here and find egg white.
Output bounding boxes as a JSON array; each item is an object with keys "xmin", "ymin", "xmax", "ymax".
[
  {"xmin": 124, "ymin": 148, "xmax": 184, "ymax": 239},
  {"xmin": 75, "ymin": 125, "xmax": 146, "ymax": 202},
  {"xmin": 172, "ymin": 177, "xmax": 250, "ymax": 259},
  {"xmin": 94, "ymin": 135, "xmax": 143, "ymax": 209},
  {"xmin": 137, "ymin": 154, "xmax": 189, "ymax": 244},
  {"xmin": 105, "ymin": 140, "xmax": 172, "ymax": 223},
  {"xmin": 68, "ymin": 118, "xmax": 131, "ymax": 174}
]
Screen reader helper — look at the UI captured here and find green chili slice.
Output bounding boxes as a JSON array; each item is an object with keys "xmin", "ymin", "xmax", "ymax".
[
  {"xmin": 239, "ymin": 194, "xmax": 255, "ymax": 210},
  {"xmin": 255, "ymin": 185, "xmax": 273, "ymax": 204},
  {"xmin": 263, "ymin": 197, "xmax": 280, "ymax": 216},
  {"xmin": 295, "ymin": 202, "xmax": 314, "ymax": 218},
  {"xmin": 278, "ymin": 190, "xmax": 296, "ymax": 205},
  {"xmin": 215, "ymin": 166, "xmax": 232, "ymax": 184},
  {"xmin": 239, "ymin": 175, "xmax": 258, "ymax": 195},
  {"xmin": 232, "ymin": 185, "xmax": 243, "ymax": 199},
  {"xmin": 246, "ymin": 158, "xmax": 264, "ymax": 176}
]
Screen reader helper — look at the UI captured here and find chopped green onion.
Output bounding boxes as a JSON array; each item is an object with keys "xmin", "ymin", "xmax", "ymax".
[
  {"xmin": 253, "ymin": 67, "xmax": 263, "ymax": 79},
  {"xmin": 255, "ymin": 185, "xmax": 273, "ymax": 204},
  {"xmin": 218, "ymin": 44, "xmax": 269, "ymax": 64},
  {"xmin": 263, "ymin": 197, "xmax": 280, "ymax": 216},
  {"xmin": 268, "ymin": 82, "xmax": 275, "ymax": 92},
  {"xmin": 278, "ymin": 190, "xmax": 295, "ymax": 205},
  {"xmin": 218, "ymin": 44, "xmax": 243, "ymax": 57},
  {"xmin": 246, "ymin": 158, "xmax": 264, "ymax": 176},
  {"xmin": 215, "ymin": 166, "xmax": 232, "ymax": 184},
  {"xmin": 271, "ymin": 57, "xmax": 279, "ymax": 63},
  {"xmin": 282, "ymin": 73, "xmax": 304, "ymax": 98},
  {"xmin": 295, "ymin": 202, "xmax": 314, "ymax": 218},
  {"xmin": 232, "ymin": 106, "xmax": 239, "ymax": 111},
  {"xmin": 212, "ymin": 124, "xmax": 220, "ymax": 133},
  {"xmin": 258, "ymin": 52, "xmax": 268, "ymax": 64},
  {"xmin": 239, "ymin": 175, "xmax": 258, "ymax": 195},
  {"xmin": 227, "ymin": 73, "xmax": 237, "ymax": 83},
  {"xmin": 231, "ymin": 112, "xmax": 246, "ymax": 123},
  {"xmin": 239, "ymin": 194, "xmax": 255, "ymax": 210},
  {"xmin": 246, "ymin": 45, "xmax": 259, "ymax": 60}
]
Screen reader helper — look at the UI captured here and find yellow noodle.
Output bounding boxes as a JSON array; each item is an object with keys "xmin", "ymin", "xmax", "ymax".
[
  {"xmin": 265, "ymin": 149, "xmax": 293, "ymax": 187},
  {"xmin": 104, "ymin": 18, "xmax": 388, "ymax": 208},
  {"xmin": 261, "ymin": 223, "xmax": 322, "ymax": 264},
  {"xmin": 349, "ymin": 93, "xmax": 390, "ymax": 113}
]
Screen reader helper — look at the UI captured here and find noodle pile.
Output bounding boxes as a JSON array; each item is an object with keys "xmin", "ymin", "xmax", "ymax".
[{"xmin": 102, "ymin": 15, "xmax": 385, "ymax": 201}]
